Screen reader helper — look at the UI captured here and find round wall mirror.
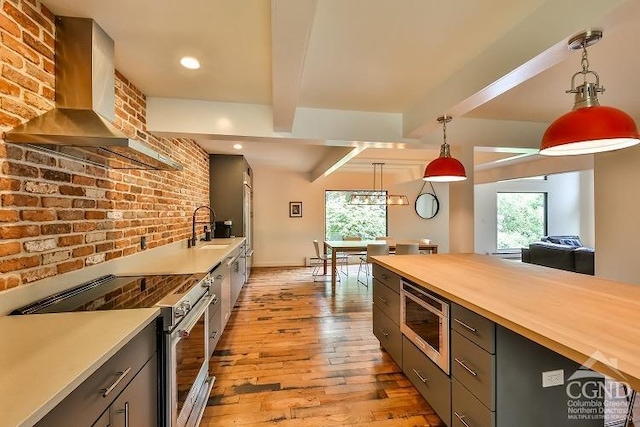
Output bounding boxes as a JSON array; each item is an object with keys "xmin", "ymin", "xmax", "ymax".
[{"xmin": 415, "ymin": 193, "xmax": 440, "ymax": 219}]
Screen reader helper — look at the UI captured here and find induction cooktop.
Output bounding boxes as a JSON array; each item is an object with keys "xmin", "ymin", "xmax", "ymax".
[{"xmin": 11, "ymin": 273, "xmax": 207, "ymax": 315}]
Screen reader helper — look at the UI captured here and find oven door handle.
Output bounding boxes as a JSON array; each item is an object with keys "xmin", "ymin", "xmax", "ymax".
[{"xmin": 172, "ymin": 295, "xmax": 211, "ymax": 339}]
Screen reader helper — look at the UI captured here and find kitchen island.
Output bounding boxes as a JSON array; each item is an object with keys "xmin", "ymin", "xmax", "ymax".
[{"xmin": 372, "ymin": 253, "xmax": 640, "ymax": 426}]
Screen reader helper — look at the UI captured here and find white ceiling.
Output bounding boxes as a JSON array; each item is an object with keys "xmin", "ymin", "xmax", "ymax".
[{"xmin": 40, "ymin": 0, "xmax": 640, "ymax": 178}]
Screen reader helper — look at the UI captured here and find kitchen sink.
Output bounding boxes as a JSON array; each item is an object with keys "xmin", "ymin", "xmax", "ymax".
[{"xmin": 198, "ymin": 244, "xmax": 230, "ymax": 250}]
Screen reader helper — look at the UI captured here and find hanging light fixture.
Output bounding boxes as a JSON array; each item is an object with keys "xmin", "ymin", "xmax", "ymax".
[
  {"xmin": 540, "ymin": 30, "xmax": 640, "ymax": 155},
  {"xmin": 423, "ymin": 115, "xmax": 467, "ymax": 182},
  {"xmin": 349, "ymin": 163, "xmax": 409, "ymax": 206}
]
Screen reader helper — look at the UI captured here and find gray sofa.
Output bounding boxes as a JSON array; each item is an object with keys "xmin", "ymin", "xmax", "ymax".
[{"xmin": 521, "ymin": 235, "xmax": 594, "ymax": 275}]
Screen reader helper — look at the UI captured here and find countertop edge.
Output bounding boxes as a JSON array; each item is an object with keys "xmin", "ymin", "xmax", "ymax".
[{"xmin": 1, "ymin": 308, "xmax": 160, "ymax": 427}]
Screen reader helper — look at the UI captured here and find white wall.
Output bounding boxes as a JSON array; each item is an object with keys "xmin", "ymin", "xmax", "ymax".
[
  {"xmin": 252, "ymin": 166, "xmax": 450, "ymax": 267},
  {"xmin": 474, "ymin": 171, "xmax": 595, "ymax": 255},
  {"xmin": 594, "ymin": 146, "xmax": 640, "ymax": 283}
]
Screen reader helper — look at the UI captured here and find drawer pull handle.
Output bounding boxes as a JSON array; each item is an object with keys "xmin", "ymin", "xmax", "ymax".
[
  {"xmin": 379, "ymin": 328, "xmax": 389, "ymax": 337},
  {"xmin": 454, "ymin": 411, "xmax": 472, "ymax": 427},
  {"xmin": 377, "ymin": 296, "xmax": 389, "ymax": 305},
  {"xmin": 211, "ymin": 296, "xmax": 220, "ymax": 306},
  {"xmin": 380, "ymin": 274, "xmax": 388, "ymax": 280},
  {"xmin": 454, "ymin": 318, "xmax": 477, "ymax": 333},
  {"xmin": 454, "ymin": 358, "xmax": 478, "ymax": 377},
  {"xmin": 211, "ymin": 330, "xmax": 219, "ymax": 340},
  {"xmin": 412, "ymin": 369, "xmax": 428, "ymax": 383},
  {"xmin": 100, "ymin": 367, "xmax": 132, "ymax": 397},
  {"xmin": 116, "ymin": 401, "xmax": 130, "ymax": 427}
]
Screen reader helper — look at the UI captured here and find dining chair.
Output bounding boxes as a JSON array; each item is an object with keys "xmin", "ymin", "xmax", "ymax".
[
  {"xmin": 357, "ymin": 243, "xmax": 389, "ymax": 287},
  {"xmin": 312, "ymin": 240, "xmax": 348, "ymax": 282},
  {"xmin": 395, "ymin": 242, "xmax": 419, "ymax": 255},
  {"xmin": 341, "ymin": 236, "xmax": 364, "ymax": 273}
]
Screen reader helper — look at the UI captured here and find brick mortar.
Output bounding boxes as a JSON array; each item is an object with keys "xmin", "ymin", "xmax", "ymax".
[{"xmin": 0, "ymin": 0, "xmax": 209, "ymax": 289}]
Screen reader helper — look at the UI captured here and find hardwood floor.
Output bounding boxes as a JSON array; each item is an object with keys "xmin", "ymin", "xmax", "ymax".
[{"xmin": 202, "ymin": 266, "xmax": 444, "ymax": 426}]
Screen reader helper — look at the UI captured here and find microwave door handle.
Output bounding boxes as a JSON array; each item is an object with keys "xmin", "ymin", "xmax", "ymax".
[
  {"xmin": 403, "ymin": 291, "xmax": 446, "ymax": 317},
  {"xmin": 402, "ymin": 282, "xmax": 448, "ymax": 310}
]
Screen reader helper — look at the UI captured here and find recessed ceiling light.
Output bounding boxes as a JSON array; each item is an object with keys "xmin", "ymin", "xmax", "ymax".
[
  {"xmin": 180, "ymin": 56, "xmax": 200, "ymax": 69},
  {"xmin": 233, "ymin": 143, "xmax": 243, "ymax": 150}
]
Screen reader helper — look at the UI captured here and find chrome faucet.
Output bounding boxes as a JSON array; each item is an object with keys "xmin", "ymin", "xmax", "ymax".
[{"xmin": 190, "ymin": 205, "xmax": 216, "ymax": 247}]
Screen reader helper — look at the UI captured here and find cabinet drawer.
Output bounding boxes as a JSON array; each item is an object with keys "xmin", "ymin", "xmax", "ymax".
[
  {"xmin": 373, "ymin": 278, "xmax": 400, "ymax": 324},
  {"xmin": 452, "ymin": 330, "xmax": 495, "ymax": 410},
  {"xmin": 452, "ymin": 379, "xmax": 495, "ymax": 427},
  {"xmin": 372, "ymin": 264, "xmax": 400, "ymax": 293},
  {"xmin": 373, "ymin": 306, "xmax": 402, "ymax": 368},
  {"xmin": 36, "ymin": 321, "xmax": 157, "ymax": 427},
  {"xmin": 208, "ymin": 302, "xmax": 223, "ymax": 356},
  {"xmin": 452, "ymin": 303, "xmax": 496, "ymax": 353},
  {"xmin": 110, "ymin": 353, "xmax": 158, "ymax": 427},
  {"xmin": 209, "ymin": 271, "xmax": 223, "ymax": 301},
  {"xmin": 402, "ymin": 337, "xmax": 451, "ymax": 427}
]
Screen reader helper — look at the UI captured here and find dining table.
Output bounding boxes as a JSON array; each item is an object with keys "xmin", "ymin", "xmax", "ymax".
[{"xmin": 322, "ymin": 239, "xmax": 438, "ymax": 290}]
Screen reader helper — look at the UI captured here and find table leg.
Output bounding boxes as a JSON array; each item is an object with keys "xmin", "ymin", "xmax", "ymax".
[
  {"xmin": 323, "ymin": 242, "xmax": 328, "ymax": 275},
  {"xmin": 331, "ymin": 250, "xmax": 337, "ymax": 290}
]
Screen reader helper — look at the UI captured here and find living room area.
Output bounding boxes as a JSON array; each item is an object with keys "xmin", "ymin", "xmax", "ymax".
[{"xmin": 474, "ymin": 168, "xmax": 595, "ymax": 271}]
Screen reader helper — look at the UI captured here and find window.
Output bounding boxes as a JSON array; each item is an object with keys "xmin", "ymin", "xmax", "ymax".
[
  {"xmin": 325, "ymin": 190, "xmax": 387, "ymax": 240},
  {"xmin": 497, "ymin": 192, "xmax": 547, "ymax": 250}
]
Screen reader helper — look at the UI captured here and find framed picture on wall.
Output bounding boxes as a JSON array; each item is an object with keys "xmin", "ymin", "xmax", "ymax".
[{"xmin": 289, "ymin": 201, "xmax": 302, "ymax": 218}]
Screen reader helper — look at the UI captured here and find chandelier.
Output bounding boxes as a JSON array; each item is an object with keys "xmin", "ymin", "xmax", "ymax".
[{"xmin": 349, "ymin": 163, "xmax": 409, "ymax": 206}]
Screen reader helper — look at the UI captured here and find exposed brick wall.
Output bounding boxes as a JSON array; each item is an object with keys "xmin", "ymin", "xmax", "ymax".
[{"xmin": 0, "ymin": 0, "xmax": 210, "ymax": 290}]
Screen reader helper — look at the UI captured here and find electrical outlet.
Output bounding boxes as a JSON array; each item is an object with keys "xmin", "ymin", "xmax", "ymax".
[
  {"xmin": 542, "ymin": 369, "xmax": 564, "ymax": 387},
  {"xmin": 140, "ymin": 236, "xmax": 147, "ymax": 250}
]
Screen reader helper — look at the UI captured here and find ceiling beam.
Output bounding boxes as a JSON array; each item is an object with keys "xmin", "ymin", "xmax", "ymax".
[
  {"xmin": 309, "ymin": 146, "xmax": 364, "ymax": 182},
  {"xmin": 146, "ymin": 97, "xmax": 408, "ymax": 143},
  {"xmin": 271, "ymin": 0, "xmax": 317, "ymax": 132},
  {"xmin": 403, "ymin": 0, "xmax": 635, "ymax": 139}
]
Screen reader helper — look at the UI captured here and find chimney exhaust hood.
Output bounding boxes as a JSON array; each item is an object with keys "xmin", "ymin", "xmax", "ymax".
[{"xmin": 3, "ymin": 17, "xmax": 182, "ymax": 171}]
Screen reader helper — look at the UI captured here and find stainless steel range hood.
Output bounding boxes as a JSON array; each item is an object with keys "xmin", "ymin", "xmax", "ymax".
[{"xmin": 3, "ymin": 17, "xmax": 182, "ymax": 171}]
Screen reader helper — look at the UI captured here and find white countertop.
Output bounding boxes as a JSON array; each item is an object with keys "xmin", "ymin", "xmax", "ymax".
[
  {"xmin": 0, "ymin": 309, "xmax": 159, "ymax": 427},
  {"xmin": 0, "ymin": 237, "xmax": 245, "ymax": 426},
  {"xmin": 115, "ymin": 237, "xmax": 246, "ymax": 275}
]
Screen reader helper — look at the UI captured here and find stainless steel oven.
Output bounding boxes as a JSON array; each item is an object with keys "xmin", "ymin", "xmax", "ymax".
[
  {"xmin": 168, "ymin": 292, "xmax": 212, "ymax": 427},
  {"xmin": 158, "ymin": 268, "xmax": 223, "ymax": 427},
  {"xmin": 400, "ymin": 279, "xmax": 450, "ymax": 374}
]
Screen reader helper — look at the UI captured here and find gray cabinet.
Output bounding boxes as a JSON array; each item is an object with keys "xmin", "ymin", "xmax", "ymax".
[
  {"xmin": 209, "ymin": 154, "xmax": 252, "ymax": 242},
  {"xmin": 110, "ymin": 353, "xmax": 158, "ymax": 427},
  {"xmin": 403, "ymin": 337, "xmax": 452, "ymax": 426},
  {"xmin": 230, "ymin": 244, "xmax": 246, "ymax": 307},
  {"xmin": 208, "ymin": 261, "xmax": 224, "ymax": 356},
  {"xmin": 452, "ymin": 378, "xmax": 494, "ymax": 427},
  {"xmin": 91, "ymin": 411, "xmax": 110, "ymax": 427},
  {"xmin": 208, "ymin": 299, "xmax": 222, "ymax": 356},
  {"xmin": 372, "ymin": 264, "xmax": 402, "ymax": 368},
  {"xmin": 451, "ymin": 303, "xmax": 604, "ymax": 427},
  {"xmin": 36, "ymin": 321, "xmax": 159, "ymax": 427}
]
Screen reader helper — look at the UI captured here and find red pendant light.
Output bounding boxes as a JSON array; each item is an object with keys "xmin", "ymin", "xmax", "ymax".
[
  {"xmin": 423, "ymin": 115, "xmax": 467, "ymax": 182},
  {"xmin": 540, "ymin": 30, "xmax": 640, "ymax": 156}
]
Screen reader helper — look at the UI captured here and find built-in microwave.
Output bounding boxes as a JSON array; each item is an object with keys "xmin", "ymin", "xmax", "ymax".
[{"xmin": 400, "ymin": 279, "xmax": 450, "ymax": 374}]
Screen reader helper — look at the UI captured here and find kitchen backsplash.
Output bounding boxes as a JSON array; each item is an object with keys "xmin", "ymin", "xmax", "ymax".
[{"xmin": 0, "ymin": 0, "xmax": 209, "ymax": 290}]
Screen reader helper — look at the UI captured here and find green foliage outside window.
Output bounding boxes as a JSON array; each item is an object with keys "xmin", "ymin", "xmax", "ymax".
[
  {"xmin": 497, "ymin": 192, "xmax": 546, "ymax": 250},
  {"xmin": 325, "ymin": 191, "xmax": 387, "ymax": 240}
]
